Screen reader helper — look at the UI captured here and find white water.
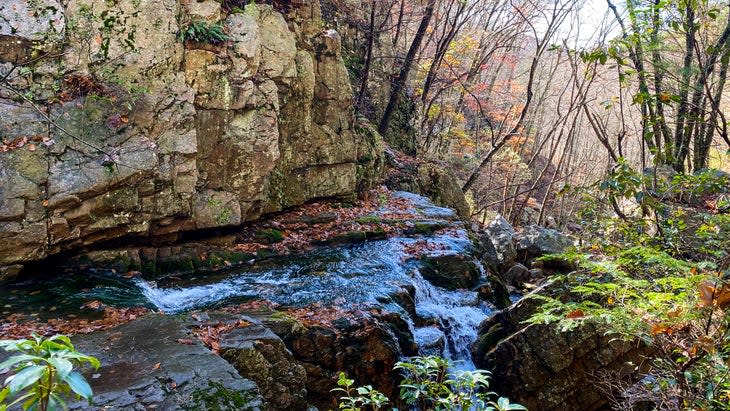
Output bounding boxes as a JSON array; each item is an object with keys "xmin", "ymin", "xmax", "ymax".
[
  {"xmin": 411, "ymin": 269, "xmax": 488, "ymax": 369},
  {"xmin": 132, "ymin": 194, "xmax": 491, "ymax": 366}
]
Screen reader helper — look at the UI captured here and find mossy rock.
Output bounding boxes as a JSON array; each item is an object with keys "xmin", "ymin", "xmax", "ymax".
[
  {"xmin": 406, "ymin": 220, "xmax": 449, "ymax": 235},
  {"xmin": 254, "ymin": 228, "xmax": 285, "ymax": 244}
]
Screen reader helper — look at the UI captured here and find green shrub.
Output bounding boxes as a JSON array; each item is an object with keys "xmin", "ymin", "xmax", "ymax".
[
  {"xmin": 332, "ymin": 356, "xmax": 526, "ymax": 411},
  {"xmin": 530, "ymin": 160, "xmax": 730, "ymax": 410},
  {"xmin": 184, "ymin": 381, "xmax": 253, "ymax": 411},
  {"xmin": 180, "ymin": 21, "xmax": 229, "ymax": 44},
  {"xmin": 0, "ymin": 334, "xmax": 99, "ymax": 411}
]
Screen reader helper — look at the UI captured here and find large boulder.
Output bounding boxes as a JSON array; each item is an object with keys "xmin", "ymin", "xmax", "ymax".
[
  {"xmin": 515, "ymin": 225, "xmax": 573, "ymax": 261},
  {"xmin": 266, "ymin": 310, "xmax": 416, "ymax": 410},
  {"xmin": 420, "ymin": 254, "xmax": 481, "ymax": 290},
  {"xmin": 472, "ymin": 285, "xmax": 652, "ymax": 411},
  {"xmin": 385, "ymin": 156, "xmax": 470, "ymax": 219},
  {"xmin": 480, "ymin": 215, "xmax": 518, "ymax": 273},
  {"xmin": 219, "ymin": 323, "xmax": 308, "ymax": 411}
]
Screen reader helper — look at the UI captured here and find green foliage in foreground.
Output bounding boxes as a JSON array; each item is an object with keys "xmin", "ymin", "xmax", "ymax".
[
  {"xmin": 0, "ymin": 335, "xmax": 99, "ymax": 411},
  {"xmin": 179, "ymin": 21, "xmax": 229, "ymax": 44},
  {"xmin": 531, "ymin": 163, "xmax": 730, "ymax": 410},
  {"xmin": 332, "ymin": 356, "xmax": 526, "ymax": 411}
]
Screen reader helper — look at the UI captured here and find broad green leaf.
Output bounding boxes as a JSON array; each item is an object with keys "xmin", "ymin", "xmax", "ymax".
[
  {"xmin": 48, "ymin": 358, "xmax": 73, "ymax": 381},
  {"xmin": 65, "ymin": 371, "xmax": 93, "ymax": 400},
  {"xmin": 6, "ymin": 365, "xmax": 46, "ymax": 394},
  {"xmin": 0, "ymin": 355, "xmax": 43, "ymax": 371},
  {"xmin": 61, "ymin": 352, "xmax": 100, "ymax": 369}
]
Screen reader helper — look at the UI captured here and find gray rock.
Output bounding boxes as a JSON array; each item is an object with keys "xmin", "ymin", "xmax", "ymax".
[
  {"xmin": 472, "ymin": 283, "xmax": 652, "ymax": 411},
  {"xmin": 503, "ymin": 263, "xmax": 530, "ymax": 286},
  {"xmin": 515, "ymin": 225, "xmax": 573, "ymax": 261},
  {"xmin": 68, "ymin": 315, "xmax": 263, "ymax": 410},
  {"xmin": 481, "ymin": 215, "xmax": 517, "ymax": 273},
  {"xmin": 219, "ymin": 323, "xmax": 308, "ymax": 411}
]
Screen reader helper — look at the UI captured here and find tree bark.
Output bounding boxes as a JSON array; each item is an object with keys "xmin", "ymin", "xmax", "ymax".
[{"xmin": 378, "ymin": 0, "xmax": 437, "ymax": 136}]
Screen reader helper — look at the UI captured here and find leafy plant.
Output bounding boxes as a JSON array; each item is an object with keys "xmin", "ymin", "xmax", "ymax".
[
  {"xmin": 529, "ymin": 165, "xmax": 730, "ymax": 409},
  {"xmin": 332, "ymin": 356, "xmax": 526, "ymax": 411},
  {"xmin": 179, "ymin": 21, "xmax": 229, "ymax": 44},
  {"xmin": 332, "ymin": 372, "xmax": 389, "ymax": 411},
  {"xmin": 0, "ymin": 334, "xmax": 100, "ymax": 411}
]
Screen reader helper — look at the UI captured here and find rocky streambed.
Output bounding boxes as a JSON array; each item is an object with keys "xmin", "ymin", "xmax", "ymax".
[
  {"xmin": 0, "ymin": 190, "xmax": 648, "ymax": 411},
  {"xmin": 0, "ymin": 191, "xmax": 499, "ymax": 410}
]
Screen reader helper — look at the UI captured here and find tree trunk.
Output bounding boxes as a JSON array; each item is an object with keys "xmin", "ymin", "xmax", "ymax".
[{"xmin": 378, "ymin": 0, "xmax": 437, "ymax": 136}]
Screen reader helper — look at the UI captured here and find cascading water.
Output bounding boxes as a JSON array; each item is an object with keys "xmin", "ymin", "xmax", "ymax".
[
  {"xmin": 133, "ymin": 232, "xmax": 491, "ymax": 366},
  {"xmin": 411, "ymin": 269, "xmax": 488, "ymax": 368},
  {"xmin": 2, "ymin": 192, "xmax": 493, "ymax": 366}
]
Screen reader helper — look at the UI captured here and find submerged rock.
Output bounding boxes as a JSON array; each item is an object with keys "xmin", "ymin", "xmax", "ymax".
[{"xmin": 420, "ymin": 254, "xmax": 481, "ymax": 290}]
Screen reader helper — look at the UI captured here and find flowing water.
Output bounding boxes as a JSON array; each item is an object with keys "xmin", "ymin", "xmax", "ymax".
[{"xmin": 1, "ymin": 193, "xmax": 492, "ymax": 366}]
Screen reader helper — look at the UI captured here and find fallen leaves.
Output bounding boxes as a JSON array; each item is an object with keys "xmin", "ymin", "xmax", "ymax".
[
  {"xmin": 233, "ymin": 187, "xmax": 442, "ymax": 257},
  {"xmin": 698, "ymin": 280, "xmax": 730, "ymax": 308},
  {"xmin": 565, "ymin": 309, "xmax": 585, "ymax": 319},
  {"xmin": 191, "ymin": 319, "xmax": 251, "ymax": 354},
  {"xmin": 0, "ymin": 306, "xmax": 148, "ymax": 340}
]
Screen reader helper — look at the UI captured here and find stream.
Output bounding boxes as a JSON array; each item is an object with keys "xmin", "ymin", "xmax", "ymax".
[{"xmin": 1, "ymin": 193, "xmax": 492, "ymax": 367}]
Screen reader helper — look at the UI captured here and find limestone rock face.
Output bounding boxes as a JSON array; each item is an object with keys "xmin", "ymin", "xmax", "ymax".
[{"xmin": 0, "ymin": 0, "xmax": 384, "ymax": 269}]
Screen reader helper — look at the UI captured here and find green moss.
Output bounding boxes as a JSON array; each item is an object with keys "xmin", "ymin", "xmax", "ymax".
[
  {"xmin": 184, "ymin": 381, "xmax": 253, "ymax": 411},
  {"xmin": 255, "ymin": 229, "xmax": 285, "ymax": 244},
  {"xmin": 411, "ymin": 221, "xmax": 448, "ymax": 235}
]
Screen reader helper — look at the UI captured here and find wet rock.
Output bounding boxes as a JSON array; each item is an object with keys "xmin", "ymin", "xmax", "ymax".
[
  {"xmin": 271, "ymin": 312, "xmax": 415, "ymax": 410},
  {"xmin": 420, "ymin": 254, "xmax": 480, "ymax": 290},
  {"xmin": 0, "ymin": 264, "xmax": 23, "ymax": 284},
  {"xmin": 288, "ymin": 212, "xmax": 338, "ymax": 225},
  {"xmin": 219, "ymin": 323, "xmax": 308, "ymax": 411},
  {"xmin": 475, "ymin": 274, "xmax": 511, "ymax": 309},
  {"xmin": 67, "ymin": 315, "xmax": 263, "ymax": 410},
  {"xmin": 472, "ymin": 285, "xmax": 652, "ymax": 411},
  {"xmin": 515, "ymin": 225, "xmax": 573, "ymax": 262},
  {"xmin": 385, "ymin": 159, "xmax": 469, "ymax": 219},
  {"xmin": 414, "ymin": 326, "xmax": 445, "ymax": 356},
  {"xmin": 404, "ymin": 220, "xmax": 449, "ymax": 235}
]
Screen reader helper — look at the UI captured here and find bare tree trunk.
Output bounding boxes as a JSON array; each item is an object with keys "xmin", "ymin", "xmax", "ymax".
[
  {"xmin": 356, "ymin": 0, "xmax": 377, "ymax": 112},
  {"xmin": 378, "ymin": 0, "xmax": 437, "ymax": 136}
]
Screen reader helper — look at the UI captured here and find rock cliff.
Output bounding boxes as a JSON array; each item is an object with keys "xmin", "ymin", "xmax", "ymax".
[{"xmin": 0, "ymin": 0, "xmax": 384, "ymax": 273}]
